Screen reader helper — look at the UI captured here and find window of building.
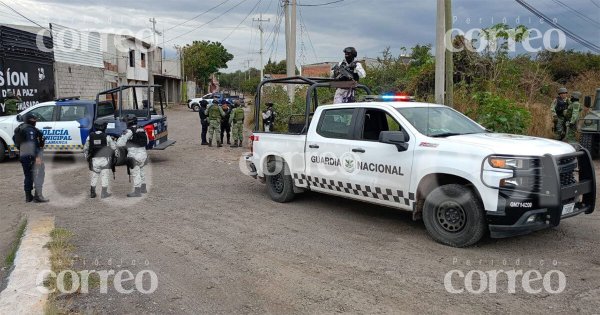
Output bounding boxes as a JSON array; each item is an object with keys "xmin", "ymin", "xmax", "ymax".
[
  {"xmin": 129, "ymin": 50, "xmax": 135, "ymax": 67},
  {"xmin": 141, "ymin": 53, "xmax": 146, "ymax": 68}
]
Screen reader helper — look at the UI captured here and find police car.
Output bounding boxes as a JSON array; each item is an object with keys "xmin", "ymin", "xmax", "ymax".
[
  {"xmin": 244, "ymin": 90, "xmax": 596, "ymax": 247},
  {"xmin": 0, "ymin": 86, "xmax": 175, "ymax": 162}
]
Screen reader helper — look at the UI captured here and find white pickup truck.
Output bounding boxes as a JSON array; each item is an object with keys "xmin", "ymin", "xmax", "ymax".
[{"xmin": 243, "ymin": 91, "xmax": 596, "ymax": 247}]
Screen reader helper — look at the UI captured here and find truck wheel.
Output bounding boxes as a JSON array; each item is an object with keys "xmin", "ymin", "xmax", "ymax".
[
  {"xmin": 191, "ymin": 103, "xmax": 200, "ymax": 112},
  {"xmin": 0, "ymin": 140, "xmax": 6, "ymax": 163},
  {"xmin": 265, "ymin": 159, "xmax": 295, "ymax": 203},
  {"xmin": 422, "ymin": 184, "xmax": 486, "ymax": 247},
  {"xmin": 580, "ymin": 133, "xmax": 598, "ymax": 159}
]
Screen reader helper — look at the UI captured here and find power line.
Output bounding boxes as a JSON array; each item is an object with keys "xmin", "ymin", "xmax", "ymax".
[
  {"xmin": 150, "ymin": 0, "xmax": 232, "ymax": 38},
  {"xmin": 162, "ymin": 0, "xmax": 251, "ymax": 45},
  {"xmin": 297, "ymin": 5, "xmax": 319, "ymax": 64},
  {"xmin": 297, "ymin": 0, "xmax": 343, "ymax": 6},
  {"xmin": 550, "ymin": 0, "xmax": 600, "ymax": 28},
  {"xmin": 266, "ymin": 4, "xmax": 284, "ymax": 60},
  {"xmin": 222, "ymin": 0, "xmax": 263, "ymax": 42},
  {"xmin": 591, "ymin": 0, "xmax": 600, "ymax": 8},
  {"xmin": 515, "ymin": 0, "xmax": 600, "ymax": 53},
  {"xmin": 0, "ymin": 0, "xmax": 48, "ymax": 30}
]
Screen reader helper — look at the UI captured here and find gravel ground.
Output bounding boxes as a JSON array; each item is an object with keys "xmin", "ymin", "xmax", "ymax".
[{"xmin": 0, "ymin": 106, "xmax": 599, "ymax": 314}]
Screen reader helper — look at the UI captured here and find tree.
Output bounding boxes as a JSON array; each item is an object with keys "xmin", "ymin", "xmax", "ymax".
[
  {"xmin": 264, "ymin": 59, "xmax": 298, "ymax": 75},
  {"xmin": 183, "ymin": 41, "xmax": 233, "ymax": 91}
]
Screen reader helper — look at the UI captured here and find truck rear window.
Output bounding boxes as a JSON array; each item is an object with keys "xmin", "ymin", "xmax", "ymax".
[
  {"xmin": 317, "ymin": 108, "xmax": 354, "ymax": 139},
  {"xmin": 97, "ymin": 102, "xmax": 115, "ymax": 117}
]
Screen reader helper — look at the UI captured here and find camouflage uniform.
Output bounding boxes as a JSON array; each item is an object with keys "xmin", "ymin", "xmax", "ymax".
[
  {"xmin": 565, "ymin": 92, "xmax": 582, "ymax": 143},
  {"xmin": 551, "ymin": 89, "xmax": 570, "ymax": 141},
  {"xmin": 229, "ymin": 105, "xmax": 245, "ymax": 147},
  {"xmin": 206, "ymin": 102, "xmax": 225, "ymax": 147},
  {"xmin": 4, "ymin": 98, "xmax": 19, "ymax": 115}
]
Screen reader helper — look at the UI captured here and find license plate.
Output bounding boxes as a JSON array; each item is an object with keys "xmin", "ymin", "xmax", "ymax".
[{"xmin": 561, "ymin": 203, "xmax": 575, "ymax": 216}]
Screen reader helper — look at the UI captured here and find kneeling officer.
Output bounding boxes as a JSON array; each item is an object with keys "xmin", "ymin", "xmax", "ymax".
[{"xmin": 84, "ymin": 121, "xmax": 117, "ymax": 198}]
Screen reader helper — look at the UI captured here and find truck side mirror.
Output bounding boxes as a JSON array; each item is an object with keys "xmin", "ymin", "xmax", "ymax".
[
  {"xmin": 16, "ymin": 114, "xmax": 22, "ymax": 122},
  {"xmin": 584, "ymin": 96, "xmax": 592, "ymax": 108},
  {"xmin": 379, "ymin": 131, "xmax": 409, "ymax": 152}
]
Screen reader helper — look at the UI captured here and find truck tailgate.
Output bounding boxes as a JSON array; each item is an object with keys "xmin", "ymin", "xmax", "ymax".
[{"xmin": 252, "ymin": 133, "xmax": 307, "ymax": 178}]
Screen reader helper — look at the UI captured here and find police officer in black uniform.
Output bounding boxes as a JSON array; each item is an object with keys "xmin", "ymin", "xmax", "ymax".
[
  {"xmin": 199, "ymin": 99, "xmax": 209, "ymax": 145},
  {"xmin": 14, "ymin": 113, "xmax": 48, "ymax": 202}
]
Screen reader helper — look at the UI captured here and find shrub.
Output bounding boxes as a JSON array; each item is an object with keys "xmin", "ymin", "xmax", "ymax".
[{"xmin": 470, "ymin": 92, "xmax": 532, "ymax": 134}]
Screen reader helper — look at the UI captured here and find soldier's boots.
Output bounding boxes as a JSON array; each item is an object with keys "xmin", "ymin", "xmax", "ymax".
[
  {"xmin": 127, "ymin": 187, "xmax": 142, "ymax": 198},
  {"xmin": 90, "ymin": 186, "xmax": 97, "ymax": 198},
  {"xmin": 230, "ymin": 140, "xmax": 238, "ymax": 148},
  {"xmin": 33, "ymin": 189, "xmax": 49, "ymax": 203},
  {"xmin": 140, "ymin": 184, "xmax": 147, "ymax": 194},
  {"xmin": 208, "ymin": 138, "xmax": 213, "ymax": 147},
  {"xmin": 217, "ymin": 141, "xmax": 222, "ymax": 148},
  {"xmin": 25, "ymin": 190, "xmax": 34, "ymax": 203},
  {"xmin": 101, "ymin": 187, "xmax": 111, "ymax": 199}
]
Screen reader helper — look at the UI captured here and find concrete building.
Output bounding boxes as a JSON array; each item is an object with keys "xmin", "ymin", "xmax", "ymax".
[{"xmin": 151, "ymin": 47, "xmax": 182, "ymax": 106}]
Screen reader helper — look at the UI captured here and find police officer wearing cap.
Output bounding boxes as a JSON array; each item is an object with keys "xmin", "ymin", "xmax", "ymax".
[{"xmin": 14, "ymin": 112, "xmax": 48, "ymax": 202}]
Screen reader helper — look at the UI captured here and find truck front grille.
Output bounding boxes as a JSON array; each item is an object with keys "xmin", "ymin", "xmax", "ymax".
[{"xmin": 558, "ymin": 156, "xmax": 578, "ymax": 187}]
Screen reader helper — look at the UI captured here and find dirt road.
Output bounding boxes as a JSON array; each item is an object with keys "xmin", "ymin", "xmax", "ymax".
[{"xmin": 0, "ymin": 107, "xmax": 599, "ymax": 314}]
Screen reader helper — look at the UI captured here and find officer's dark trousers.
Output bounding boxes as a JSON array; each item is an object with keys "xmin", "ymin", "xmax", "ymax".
[
  {"xmin": 20, "ymin": 155, "xmax": 45, "ymax": 192},
  {"xmin": 201, "ymin": 122, "xmax": 209, "ymax": 143},
  {"xmin": 220, "ymin": 122, "xmax": 231, "ymax": 143}
]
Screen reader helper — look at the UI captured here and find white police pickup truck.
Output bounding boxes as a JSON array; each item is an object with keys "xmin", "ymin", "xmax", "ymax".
[{"xmin": 243, "ymin": 79, "xmax": 596, "ymax": 247}]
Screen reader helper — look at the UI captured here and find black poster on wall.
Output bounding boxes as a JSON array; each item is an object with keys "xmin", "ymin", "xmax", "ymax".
[{"xmin": 0, "ymin": 59, "xmax": 55, "ymax": 115}]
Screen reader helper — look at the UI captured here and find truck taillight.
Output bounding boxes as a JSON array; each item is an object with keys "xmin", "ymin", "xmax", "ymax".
[
  {"xmin": 250, "ymin": 134, "xmax": 258, "ymax": 153},
  {"xmin": 144, "ymin": 124, "xmax": 156, "ymax": 141}
]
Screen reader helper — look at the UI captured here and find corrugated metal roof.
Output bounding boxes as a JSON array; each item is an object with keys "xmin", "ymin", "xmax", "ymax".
[
  {"xmin": 51, "ymin": 23, "xmax": 103, "ymax": 68},
  {"xmin": 0, "ymin": 26, "xmax": 53, "ymax": 64}
]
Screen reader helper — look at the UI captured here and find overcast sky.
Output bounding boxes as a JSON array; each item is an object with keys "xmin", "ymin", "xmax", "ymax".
[{"xmin": 0, "ymin": 0, "xmax": 598, "ymax": 72}]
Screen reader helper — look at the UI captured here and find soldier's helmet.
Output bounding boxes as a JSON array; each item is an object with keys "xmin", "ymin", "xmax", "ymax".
[
  {"xmin": 343, "ymin": 47, "xmax": 357, "ymax": 59},
  {"xmin": 571, "ymin": 91, "xmax": 582, "ymax": 100},
  {"xmin": 94, "ymin": 121, "xmax": 108, "ymax": 132},
  {"xmin": 558, "ymin": 87, "xmax": 568, "ymax": 94}
]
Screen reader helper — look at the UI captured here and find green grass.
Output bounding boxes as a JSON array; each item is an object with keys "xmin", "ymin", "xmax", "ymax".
[{"xmin": 4, "ymin": 219, "xmax": 27, "ymax": 267}]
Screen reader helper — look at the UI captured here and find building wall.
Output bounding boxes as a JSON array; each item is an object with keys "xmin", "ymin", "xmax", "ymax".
[
  {"xmin": 54, "ymin": 62, "xmax": 104, "ymax": 99},
  {"xmin": 301, "ymin": 62, "xmax": 336, "ymax": 77}
]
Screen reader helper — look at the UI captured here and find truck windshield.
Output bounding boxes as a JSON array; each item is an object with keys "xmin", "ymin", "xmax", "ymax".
[{"xmin": 396, "ymin": 107, "xmax": 486, "ymax": 137}]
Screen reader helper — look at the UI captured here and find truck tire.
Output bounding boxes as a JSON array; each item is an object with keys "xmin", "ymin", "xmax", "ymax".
[
  {"xmin": 422, "ymin": 184, "xmax": 486, "ymax": 247},
  {"xmin": 580, "ymin": 133, "xmax": 598, "ymax": 159},
  {"xmin": 191, "ymin": 103, "xmax": 200, "ymax": 112},
  {"xmin": 265, "ymin": 159, "xmax": 295, "ymax": 203},
  {"xmin": 0, "ymin": 140, "xmax": 7, "ymax": 163}
]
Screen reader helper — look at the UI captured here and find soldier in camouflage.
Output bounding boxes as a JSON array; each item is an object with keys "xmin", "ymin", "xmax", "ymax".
[
  {"xmin": 551, "ymin": 87, "xmax": 570, "ymax": 141},
  {"xmin": 206, "ymin": 96, "xmax": 225, "ymax": 147},
  {"xmin": 84, "ymin": 121, "xmax": 117, "ymax": 198},
  {"xmin": 4, "ymin": 91, "xmax": 21, "ymax": 115},
  {"xmin": 229, "ymin": 100, "xmax": 245, "ymax": 148},
  {"xmin": 564, "ymin": 91, "xmax": 582, "ymax": 143}
]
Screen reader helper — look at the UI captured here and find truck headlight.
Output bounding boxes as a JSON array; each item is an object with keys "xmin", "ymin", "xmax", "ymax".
[{"xmin": 488, "ymin": 157, "xmax": 528, "ymax": 169}]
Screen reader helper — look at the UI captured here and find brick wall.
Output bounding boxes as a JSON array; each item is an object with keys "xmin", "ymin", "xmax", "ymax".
[{"xmin": 55, "ymin": 62, "xmax": 105, "ymax": 100}]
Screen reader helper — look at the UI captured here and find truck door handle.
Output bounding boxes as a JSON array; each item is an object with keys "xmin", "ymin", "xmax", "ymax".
[
  {"xmin": 352, "ymin": 148, "xmax": 366, "ymax": 153},
  {"xmin": 309, "ymin": 144, "xmax": 319, "ymax": 149},
  {"xmin": 43, "ymin": 126, "xmax": 52, "ymax": 129}
]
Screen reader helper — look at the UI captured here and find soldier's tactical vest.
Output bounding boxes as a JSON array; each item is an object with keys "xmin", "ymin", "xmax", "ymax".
[
  {"xmin": 208, "ymin": 104, "xmax": 221, "ymax": 120},
  {"xmin": 90, "ymin": 132, "xmax": 113, "ymax": 158},
  {"xmin": 233, "ymin": 108, "xmax": 244, "ymax": 122},
  {"xmin": 555, "ymin": 98, "xmax": 568, "ymax": 117},
  {"xmin": 126, "ymin": 128, "xmax": 148, "ymax": 148}
]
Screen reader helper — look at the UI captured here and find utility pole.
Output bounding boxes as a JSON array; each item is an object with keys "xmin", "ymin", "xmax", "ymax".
[
  {"xmin": 244, "ymin": 59, "xmax": 251, "ymax": 80},
  {"xmin": 445, "ymin": 0, "xmax": 453, "ymax": 108},
  {"xmin": 148, "ymin": 17, "xmax": 162, "ymax": 89},
  {"xmin": 284, "ymin": 0, "xmax": 297, "ymax": 101},
  {"xmin": 253, "ymin": 14, "xmax": 270, "ymax": 81},
  {"xmin": 434, "ymin": 0, "xmax": 445, "ymax": 105}
]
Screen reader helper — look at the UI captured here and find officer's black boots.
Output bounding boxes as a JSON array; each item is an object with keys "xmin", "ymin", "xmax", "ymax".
[
  {"xmin": 33, "ymin": 190, "xmax": 49, "ymax": 203},
  {"xmin": 227, "ymin": 138, "xmax": 231, "ymax": 145},
  {"xmin": 25, "ymin": 191, "xmax": 34, "ymax": 203},
  {"xmin": 101, "ymin": 187, "xmax": 111, "ymax": 199},
  {"xmin": 140, "ymin": 184, "xmax": 147, "ymax": 194},
  {"xmin": 127, "ymin": 187, "xmax": 142, "ymax": 197},
  {"xmin": 90, "ymin": 186, "xmax": 97, "ymax": 198}
]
